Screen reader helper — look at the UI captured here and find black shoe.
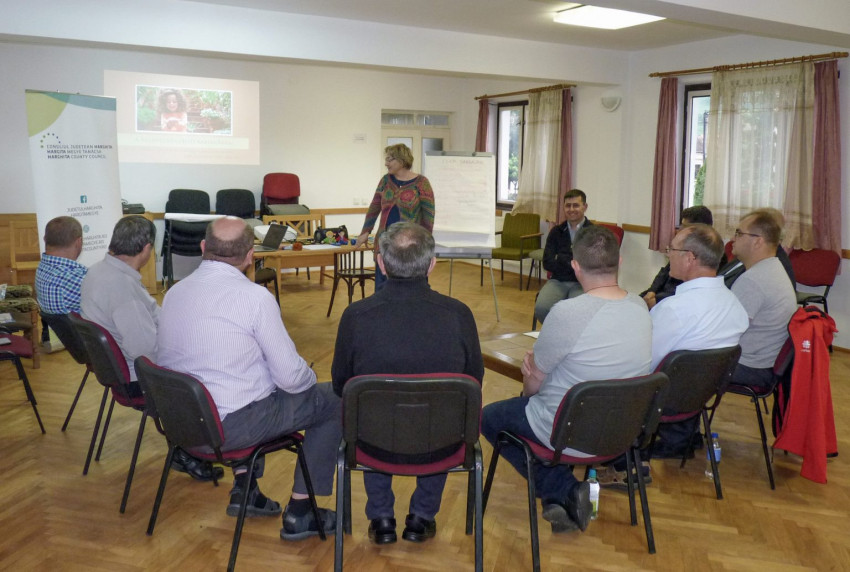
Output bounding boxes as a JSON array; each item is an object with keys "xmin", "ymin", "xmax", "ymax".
[
  {"xmin": 650, "ymin": 445, "xmax": 695, "ymax": 460},
  {"xmin": 541, "ymin": 503, "xmax": 579, "ymax": 533},
  {"xmin": 565, "ymin": 482, "xmax": 592, "ymax": 532},
  {"xmin": 226, "ymin": 485, "xmax": 282, "ymax": 518},
  {"xmin": 171, "ymin": 449, "xmax": 224, "ymax": 482},
  {"xmin": 368, "ymin": 517, "xmax": 397, "ymax": 544},
  {"xmin": 280, "ymin": 505, "xmax": 336, "ymax": 541},
  {"xmin": 401, "ymin": 513, "xmax": 436, "ymax": 542}
]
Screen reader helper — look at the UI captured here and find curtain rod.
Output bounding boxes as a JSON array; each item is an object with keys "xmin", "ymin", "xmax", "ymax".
[
  {"xmin": 649, "ymin": 51, "xmax": 848, "ymax": 78},
  {"xmin": 475, "ymin": 82, "xmax": 574, "ymax": 101}
]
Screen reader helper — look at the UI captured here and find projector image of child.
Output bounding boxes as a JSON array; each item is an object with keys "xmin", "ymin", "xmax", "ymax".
[{"xmin": 159, "ymin": 89, "xmax": 188, "ymax": 132}]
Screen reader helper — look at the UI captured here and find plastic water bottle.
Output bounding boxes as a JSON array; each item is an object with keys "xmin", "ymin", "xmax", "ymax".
[
  {"xmin": 705, "ymin": 433, "xmax": 721, "ymax": 479},
  {"xmin": 588, "ymin": 469, "xmax": 600, "ymax": 520}
]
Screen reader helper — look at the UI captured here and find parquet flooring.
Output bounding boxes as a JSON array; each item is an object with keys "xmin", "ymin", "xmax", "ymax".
[{"xmin": 1, "ymin": 261, "xmax": 848, "ymax": 571}]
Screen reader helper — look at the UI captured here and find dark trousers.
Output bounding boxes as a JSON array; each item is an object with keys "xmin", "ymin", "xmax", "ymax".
[
  {"xmin": 363, "ymin": 472, "xmax": 448, "ymax": 521},
  {"xmin": 731, "ymin": 363, "xmax": 775, "ymax": 391},
  {"xmin": 481, "ymin": 397, "xmax": 579, "ymax": 503},
  {"xmin": 219, "ymin": 383, "xmax": 341, "ymax": 496}
]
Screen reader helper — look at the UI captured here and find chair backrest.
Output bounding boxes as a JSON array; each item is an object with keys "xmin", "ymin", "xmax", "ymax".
[
  {"xmin": 550, "ymin": 373, "xmax": 668, "ymax": 460},
  {"xmin": 40, "ymin": 311, "xmax": 90, "ymax": 366},
  {"xmin": 165, "ymin": 189, "xmax": 210, "ymax": 214},
  {"xmin": 500, "ymin": 213, "xmax": 540, "ymax": 249},
  {"xmin": 262, "ymin": 213, "xmax": 323, "ymax": 240},
  {"xmin": 654, "ymin": 346, "xmax": 741, "ymax": 415},
  {"xmin": 262, "ymin": 173, "xmax": 301, "ymax": 207},
  {"xmin": 773, "ymin": 335, "xmax": 794, "ymax": 377},
  {"xmin": 342, "ymin": 374, "xmax": 482, "ymax": 469},
  {"xmin": 215, "ymin": 189, "xmax": 256, "ymax": 218},
  {"xmin": 135, "ymin": 356, "xmax": 225, "ymax": 453},
  {"xmin": 597, "ymin": 222, "xmax": 625, "ymax": 246},
  {"xmin": 337, "ymin": 249, "xmax": 374, "ymax": 276},
  {"xmin": 68, "ymin": 313, "xmax": 135, "ymax": 403},
  {"xmin": 724, "ymin": 240, "xmax": 735, "ymax": 261},
  {"xmin": 788, "ymin": 248, "xmax": 840, "ymax": 288}
]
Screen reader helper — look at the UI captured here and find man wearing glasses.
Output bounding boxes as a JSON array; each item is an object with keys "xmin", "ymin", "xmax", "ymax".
[
  {"xmin": 728, "ymin": 210, "xmax": 797, "ymax": 388},
  {"xmin": 638, "ymin": 223, "xmax": 749, "ymax": 461},
  {"xmin": 719, "ymin": 207, "xmax": 795, "ymax": 288}
]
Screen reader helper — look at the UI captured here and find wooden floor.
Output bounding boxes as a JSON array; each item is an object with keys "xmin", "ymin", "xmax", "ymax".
[{"xmin": 2, "ymin": 261, "xmax": 849, "ymax": 571}]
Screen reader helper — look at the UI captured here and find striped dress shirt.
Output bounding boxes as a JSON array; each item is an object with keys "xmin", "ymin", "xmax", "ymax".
[{"xmin": 157, "ymin": 260, "xmax": 315, "ymax": 418}]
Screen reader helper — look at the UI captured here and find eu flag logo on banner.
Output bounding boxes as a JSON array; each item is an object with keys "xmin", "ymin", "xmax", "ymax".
[{"xmin": 80, "ymin": 195, "xmax": 87, "ymax": 203}]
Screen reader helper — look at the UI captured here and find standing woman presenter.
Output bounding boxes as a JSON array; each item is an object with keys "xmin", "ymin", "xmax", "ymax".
[{"xmin": 356, "ymin": 144, "xmax": 435, "ymax": 290}]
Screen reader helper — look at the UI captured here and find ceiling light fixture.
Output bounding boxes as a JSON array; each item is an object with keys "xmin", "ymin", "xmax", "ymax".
[{"xmin": 553, "ymin": 5, "xmax": 665, "ymax": 30}]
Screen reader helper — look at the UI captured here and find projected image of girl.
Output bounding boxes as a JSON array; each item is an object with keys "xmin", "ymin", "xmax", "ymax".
[{"xmin": 159, "ymin": 89, "xmax": 188, "ymax": 132}]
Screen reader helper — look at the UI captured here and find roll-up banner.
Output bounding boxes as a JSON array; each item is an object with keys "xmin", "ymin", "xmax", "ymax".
[{"xmin": 25, "ymin": 90, "xmax": 122, "ymax": 266}]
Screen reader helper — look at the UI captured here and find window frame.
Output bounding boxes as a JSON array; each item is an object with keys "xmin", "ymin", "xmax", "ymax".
[
  {"xmin": 495, "ymin": 100, "xmax": 528, "ymax": 210},
  {"xmin": 680, "ymin": 83, "xmax": 711, "ymax": 214}
]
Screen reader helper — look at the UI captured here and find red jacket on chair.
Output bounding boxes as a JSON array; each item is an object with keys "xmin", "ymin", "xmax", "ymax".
[{"xmin": 773, "ymin": 306, "xmax": 838, "ymax": 483}]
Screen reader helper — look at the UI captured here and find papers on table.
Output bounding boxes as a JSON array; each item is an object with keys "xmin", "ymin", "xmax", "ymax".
[
  {"xmin": 523, "ymin": 331, "xmax": 540, "ymax": 339},
  {"xmin": 164, "ymin": 213, "xmax": 226, "ymax": 222},
  {"xmin": 302, "ymin": 244, "xmax": 341, "ymax": 250}
]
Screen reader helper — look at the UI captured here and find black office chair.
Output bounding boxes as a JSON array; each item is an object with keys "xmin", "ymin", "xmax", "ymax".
[
  {"xmin": 0, "ymin": 327, "xmax": 46, "ymax": 433},
  {"xmin": 483, "ymin": 373, "xmax": 668, "ymax": 569},
  {"xmin": 335, "ymin": 374, "xmax": 483, "ymax": 572},
  {"xmin": 215, "ymin": 189, "xmax": 257, "ymax": 220},
  {"xmin": 40, "ymin": 311, "xmax": 93, "ymax": 431},
  {"xmin": 135, "ymin": 356, "xmax": 325, "ymax": 572},
  {"xmin": 651, "ymin": 346, "xmax": 741, "ymax": 500},
  {"xmin": 163, "ymin": 189, "xmax": 211, "ymax": 287}
]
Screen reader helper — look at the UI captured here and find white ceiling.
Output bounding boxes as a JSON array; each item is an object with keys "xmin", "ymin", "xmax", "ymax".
[{"xmin": 185, "ymin": 0, "xmax": 850, "ymax": 51}]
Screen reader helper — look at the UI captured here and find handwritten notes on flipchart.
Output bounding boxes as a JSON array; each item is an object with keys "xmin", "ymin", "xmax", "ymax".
[{"xmin": 424, "ymin": 152, "xmax": 496, "ymax": 247}]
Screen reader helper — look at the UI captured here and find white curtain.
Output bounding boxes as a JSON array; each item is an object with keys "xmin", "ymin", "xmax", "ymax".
[
  {"xmin": 513, "ymin": 90, "xmax": 562, "ymax": 221},
  {"xmin": 704, "ymin": 63, "xmax": 815, "ymax": 247}
]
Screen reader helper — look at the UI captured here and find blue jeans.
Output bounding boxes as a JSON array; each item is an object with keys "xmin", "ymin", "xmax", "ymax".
[
  {"xmin": 481, "ymin": 397, "xmax": 578, "ymax": 503},
  {"xmin": 363, "ymin": 471, "xmax": 448, "ymax": 521}
]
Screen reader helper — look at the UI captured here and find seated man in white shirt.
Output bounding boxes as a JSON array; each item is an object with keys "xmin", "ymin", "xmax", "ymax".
[
  {"xmin": 157, "ymin": 216, "xmax": 340, "ymax": 541},
  {"xmin": 647, "ymin": 223, "xmax": 749, "ymax": 459}
]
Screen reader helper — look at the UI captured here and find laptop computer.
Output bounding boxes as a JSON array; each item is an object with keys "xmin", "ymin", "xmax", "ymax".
[{"xmin": 254, "ymin": 223, "xmax": 288, "ymax": 252}]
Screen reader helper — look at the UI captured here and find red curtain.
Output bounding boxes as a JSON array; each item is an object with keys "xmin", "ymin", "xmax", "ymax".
[
  {"xmin": 649, "ymin": 77, "xmax": 678, "ymax": 251},
  {"xmin": 812, "ymin": 60, "xmax": 842, "ymax": 257},
  {"xmin": 556, "ymin": 88, "xmax": 573, "ymax": 224},
  {"xmin": 475, "ymin": 99, "xmax": 489, "ymax": 153}
]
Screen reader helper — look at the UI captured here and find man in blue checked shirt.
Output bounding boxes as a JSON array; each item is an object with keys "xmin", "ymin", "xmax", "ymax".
[{"xmin": 35, "ymin": 216, "xmax": 88, "ymax": 315}]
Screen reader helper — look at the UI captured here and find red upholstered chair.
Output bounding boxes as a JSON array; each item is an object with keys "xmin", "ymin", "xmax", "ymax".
[
  {"xmin": 40, "ymin": 312, "xmax": 93, "ymax": 432},
  {"xmin": 724, "ymin": 239, "xmax": 735, "ymax": 261},
  {"xmin": 788, "ymin": 248, "xmax": 841, "ymax": 315},
  {"xmin": 650, "ymin": 346, "xmax": 741, "ymax": 500},
  {"xmin": 134, "ymin": 356, "xmax": 325, "ymax": 572},
  {"xmin": 68, "ymin": 313, "xmax": 149, "ymax": 513},
  {"xmin": 597, "ymin": 222, "xmax": 625, "ymax": 245},
  {"xmin": 261, "ymin": 173, "xmax": 301, "ymax": 214},
  {"xmin": 335, "ymin": 374, "xmax": 483, "ymax": 572},
  {"xmin": 483, "ymin": 373, "xmax": 668, "ymax": 569},
  {"xmin": 0, "ymin": 328, "xmax": 46, "ymax": 433}
]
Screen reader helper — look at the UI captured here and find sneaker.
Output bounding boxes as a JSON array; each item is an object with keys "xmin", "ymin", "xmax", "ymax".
[
  {"xmin": 226, "ymin": 485, "xmax": 282, "ymax": 517},
  {"xmin": 541, "ymin": 503, "xmax": 579, "ymax": 533},
  {"xmin": 564, "ymin": 482, "xmax": 592, "ymax": 532},
  {"xmin": 280, "ymin": 505, "xmax": 336, "ymax": 541},
  {"xmin": 401, "ymin": 513, "xmax": 436, "ymax": 542}
]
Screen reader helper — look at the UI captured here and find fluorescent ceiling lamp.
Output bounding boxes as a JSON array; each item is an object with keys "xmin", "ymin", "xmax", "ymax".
[{"xmin": 553, "ymin": 5, "xmax": 665, "ymax": 30}]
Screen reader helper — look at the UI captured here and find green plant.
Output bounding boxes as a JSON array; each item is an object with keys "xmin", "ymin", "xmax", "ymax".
[{"xmin": 694, "ymin": 162, "xmax": 706, "ymax": 205}]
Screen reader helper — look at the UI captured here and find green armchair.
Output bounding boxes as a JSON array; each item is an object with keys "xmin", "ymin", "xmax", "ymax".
[{"xmin": 491, "ymin": 213, "xmax": 541, "ymax": 291}]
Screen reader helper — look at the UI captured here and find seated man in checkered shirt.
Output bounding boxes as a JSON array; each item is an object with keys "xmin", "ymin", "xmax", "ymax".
[{"xmin": 35, "ymin": 216, "xmax": 88, "ymax": 319}]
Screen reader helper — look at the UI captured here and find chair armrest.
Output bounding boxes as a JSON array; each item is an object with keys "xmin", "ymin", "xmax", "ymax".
[
  {"xmin": 495, "ymin": 230, "xmax": 503, "ymax": 236},
  {"xmin": 519, "ymin": 232, "xmax": 543, "ymax": 257}
]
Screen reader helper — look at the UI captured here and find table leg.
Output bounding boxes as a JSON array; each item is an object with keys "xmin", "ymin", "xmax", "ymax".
[{"xmin": 488, "ymin": 259, "xmax": 500, "ymax": 322}]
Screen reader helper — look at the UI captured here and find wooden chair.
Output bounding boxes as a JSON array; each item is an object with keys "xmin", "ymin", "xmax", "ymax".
[
  {"xmin": 263, "ymin": 213, "xmax": 327, "ymax": 280},
  {"xmin": 326, "ymin": 249, "xmax": 374, "ymax": 317},
  {"xmin": 9, "ymin": 219, "xmax": 40, "ymax": 286}
]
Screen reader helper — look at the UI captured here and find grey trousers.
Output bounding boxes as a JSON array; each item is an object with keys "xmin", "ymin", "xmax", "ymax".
[
  {"xmin": 220, "ymin": 382, "xmax": 341, "ymax": 496},
  {"xmin": 534, "ymin": 279, "xmax": 584, "ymax": 324}
]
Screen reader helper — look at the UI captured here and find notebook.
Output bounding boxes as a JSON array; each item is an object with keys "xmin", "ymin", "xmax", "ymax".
[{"xmin": 254, "ymin": 223, "xmax": 288, "ymax": 252}]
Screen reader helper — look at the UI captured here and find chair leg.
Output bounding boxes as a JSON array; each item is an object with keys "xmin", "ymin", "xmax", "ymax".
[
  {"xmin": 466, "ymin": 468, "xmax": 474, "ymax": 535},
  {"xmin": 326, "ymin": 276, "xmax": 342, "ymax": 317},
  {"xmin": 482, "ymin": 441, "xmax": 502, "ymax": 514},
  {"xmin": 632, "ymin": 447, "xmax": 656, "ymax": 554},
  {"xmin": 518, "ymin": 260, "xmax": 523, "ymax": 291},
  {"xmin": 120, "ymin": 413, "xmax": 148, "ymax": 513},
  {"xmin": 473, "ymin": 445, "xmax": 484, "ymax": 572},
  {"xmin": 703, "ymin": 410, "xmax": 723, "ymax": 500},
  {"xmin": 228, "ymin": 450, "xmax": 261, "ymax": 572},
  {"xmin": 526, "ymin": 260, "xmax": 535, "ymax": 290},
  {"xmin": 147, "ymin": 446, "xmax": 175, "ymax": 535},
  {"xmin": 293, "ymin": 441, "xmax": 326, "ymax": 541},
  {"xmin": 83, "ymin": 387, "xmax": 109, "ymax": 475},
  {"xmin": 522, "ymin": 444, "xmax": 541, "ymax": 572},
  {"xmin": 753, "ymin": 397, "xmax": 776, "ymax": 490},
  {"xmin": 62, "ymin": 369, "xmax": 90, "ymax": 432},
  {"xmin": 95, "ymin": 397, "xmax": 117, "ymax": 462},
  {"xmin": 344, "ymin": 467, "xmax": 352, "ymax": 535},
  {"xmin": 335, "ymin": 443, "xmax": 346, "ymax": 572},
  {"xmin": 624, "ymin": 449, "xmax": 638, "ymax": 525},
  {"xmin": 272, "ymin": 275, "xmax": 280, "ymax": 308},
  {"xmin": 12, "ymin": 355, "xmax": 45, "ymax": 433}
]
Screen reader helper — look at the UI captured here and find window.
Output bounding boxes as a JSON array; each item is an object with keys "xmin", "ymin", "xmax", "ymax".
[
  {"xmin": 496, "ymin": 101, "xmax": 527, "ymax": 207},
  {"xmin": 681, "ymin": 84, "xmax": 710, "ymax": 209}
]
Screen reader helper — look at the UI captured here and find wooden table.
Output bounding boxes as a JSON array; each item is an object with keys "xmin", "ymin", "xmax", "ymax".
[
  {"xmin": 251, "ymin": 244, "xmax": 362, "ymax": 284},
  {"xmin": 480, "ymin": 332, "xmax": 538, "ymax": 383}
]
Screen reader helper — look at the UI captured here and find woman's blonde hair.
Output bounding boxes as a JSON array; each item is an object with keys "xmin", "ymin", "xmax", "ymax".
[{"xmin": 384, "ymin": 144, "xmax": 414, "ymax": 169}]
